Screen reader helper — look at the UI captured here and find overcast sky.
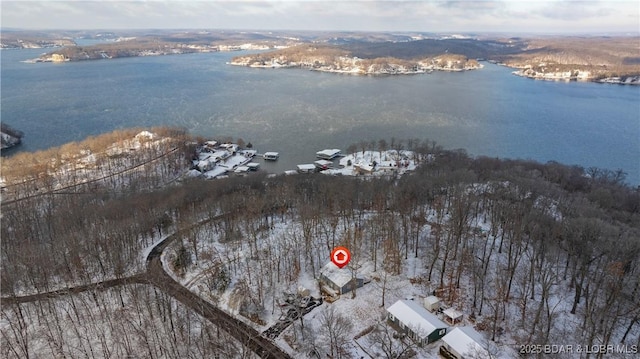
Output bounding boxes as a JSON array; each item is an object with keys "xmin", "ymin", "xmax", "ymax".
[{"xmin": 2, "ymin": 0, "xmax": 639, "ymax": 34}]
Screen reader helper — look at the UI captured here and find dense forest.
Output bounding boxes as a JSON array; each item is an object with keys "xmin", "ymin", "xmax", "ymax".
[{"xmin": 1, "ymin": 130, "xmax": 639, "ymax": 358}]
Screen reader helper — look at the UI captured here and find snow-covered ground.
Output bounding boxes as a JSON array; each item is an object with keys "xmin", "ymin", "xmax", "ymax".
[
  {"xmin": 1, "ymin": 284, "xmax": 246, "ymax": 358},
  {"xmin": 159, "ymin": 175, "xmax": 638, "ymax": 358},
  {"xmin": 320, "ymin": 150, "xmax": 419, "ymax": 177},
  {"xmin": 162, "ymin": 205, "xmax": 525, "ymax": 358}
]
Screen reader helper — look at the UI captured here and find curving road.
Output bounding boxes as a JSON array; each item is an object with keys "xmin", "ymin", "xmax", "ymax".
[
  {"xmin": 1, "ymin": 216, "xmax": 292, "ymax": 359},
  {"xmin": 145, "ymin": 244, "xmax": 291, "ymax": 359}
]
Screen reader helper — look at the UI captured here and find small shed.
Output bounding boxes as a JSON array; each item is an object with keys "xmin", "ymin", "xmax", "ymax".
[
  {"xmin": 440, "ymin": 326, "xmax": 492, "ymax": 359},
  {"xmin": 319, "ymin": 262, "xmax": 363, "ymax": 295},
  {"xmin": 424, "ymin": 295, "xmax": 441, "ymax": 312},
  {"xmin": 387, "ymin": 299, "xmax": 448, "ymax": 346},
  {"xmin": 444, "ymin": 308, "xmax": 464, "ymax": 325}
]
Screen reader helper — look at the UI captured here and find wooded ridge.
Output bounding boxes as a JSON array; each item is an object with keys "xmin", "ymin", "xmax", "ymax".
[{"xmin": 1, "ymin": 127, "xmax": 638, "ymax": 357}]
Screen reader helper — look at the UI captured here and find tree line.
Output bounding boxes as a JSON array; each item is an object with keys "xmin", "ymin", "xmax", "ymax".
[{"xmin": 2, "ymin": 133, "xmax": 639, "ymax": 357}]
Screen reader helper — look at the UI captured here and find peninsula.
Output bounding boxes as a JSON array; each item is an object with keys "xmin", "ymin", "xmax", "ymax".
[
  {"xmin": 14, "ymin": 30, "xmax": 640, "ymax": 83},
  {"xmin": 229, "ymin": 44, "xmax": 482, "ymax": 75}
]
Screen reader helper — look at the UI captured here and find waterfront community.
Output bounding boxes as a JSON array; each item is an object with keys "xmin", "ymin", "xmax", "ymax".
[
  {"xmin": 187, "ymin": 140, "xmax": 421, "ymax": 180},
  {"xmin": 2, "ymin": 2, "xmax": 640, "ymax": 356}
]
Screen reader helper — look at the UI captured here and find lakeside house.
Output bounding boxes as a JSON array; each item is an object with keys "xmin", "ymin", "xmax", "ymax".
[
  {"xmin": 386, "ymin": 299, "xmax": 448, "ymax": 346},
  {"xmin": 191, "ymin": 141, "xmax": 259, "ymax": 179}
]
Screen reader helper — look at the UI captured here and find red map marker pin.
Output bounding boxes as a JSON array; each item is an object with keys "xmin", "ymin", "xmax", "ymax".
[{"xmin": 330, "ymin": 246, "xmax": 351, "ymax": 269}]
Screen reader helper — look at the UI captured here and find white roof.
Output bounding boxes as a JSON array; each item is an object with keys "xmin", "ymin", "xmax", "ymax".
[
  {"xmin": 203, "ymin": 167, "xmax": 228, "ymax": 179},
  {"xmin": 297, "ymin": 164, "xmax": 316, "ymax": 171},
  {"xmin": 264, "ymin": 151, "xmax": 279, "ymax": 156},
  {"xmin": 212, "ymin": 150, "xmax": 230, "ymax": 159},
  {"xmin": 441, "ymin": 326, "xmax": 490, "ymax": 358},
  {"xmin": 241, "ymin": 149, "xmax": 257, "ymax": 156},
  {"xmin": 317, "ymin": 149, "xmax": 341, "ymax": 157},
  {"xmin": 444, "ymin": 308, "xmax": 463, "ymax": 320},
  {"xmin": 321, "ymin": 261, "xmax": 353, "ymax": 287},
  {"xmin": 186, "ymin": 169, "xmax": 202, "ymax": 177},
  {"xmin": 425, "ymin": 295, "xmax": 440, "ymax": 305},
  {"xmin": 314, "ymin": 159, "xmax": 333, "ymax": 166},
  {"xmin": 234, "ymin": 166, "xmax": 250, "ymax": 173},
  {"xmin": 135, "ymin": 131, "xmax": 155, "ymax": 140},
  {"xmin": 355, "ymin": 162, "xmax": 374, "ymax": 172},
  {"xmin": 387, "ymin": 300, "xmax": 448, "ymax": 338}
]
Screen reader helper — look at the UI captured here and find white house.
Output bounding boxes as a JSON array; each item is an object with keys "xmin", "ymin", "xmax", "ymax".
[
  {"xmin": 440, "ymin": 326, "xmax": 492, "ymax": 359},
  {"xmin": 318, "ymin": 262, "xmax": 363, "ymax": 296},
  {"xmin": 386, "ymin": 299, "xmax": 448, "ymax": 346}
]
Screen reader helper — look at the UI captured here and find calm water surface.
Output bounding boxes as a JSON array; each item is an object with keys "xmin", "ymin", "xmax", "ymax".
[{"xmin": 2, "ymin": 49, "xmax": 639, "ymax": 184}]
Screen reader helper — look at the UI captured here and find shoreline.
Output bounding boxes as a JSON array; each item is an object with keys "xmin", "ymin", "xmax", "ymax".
[
  {"xmin": 228, "ymin": 60, "xmax": 482, "ymax": 76},
  {"xmin": 511, "ymin": 69, "xmax": 640, "ymax": 85}
]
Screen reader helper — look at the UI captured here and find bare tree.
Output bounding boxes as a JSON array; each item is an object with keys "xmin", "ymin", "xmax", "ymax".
[
  {"xmin": 369, "ymin": 321, "xmax": 416, "ymax": 359},
  {"xmin": 318, "ymin": 306, "xmax": 353, "ymax": 359}
]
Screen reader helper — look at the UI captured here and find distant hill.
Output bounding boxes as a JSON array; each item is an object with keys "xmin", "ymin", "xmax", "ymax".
[
  {"xmin": 230, "ymin": 41, "xmax": 486, "ymax": 75},
  {"xmin": 338, "ymin": 38, "xmax": 525, "ymax": 60},
  {"xmin": 14, "ymin": 30, "xmax": 639, "ymax": 81},
  {"xmin": 231, "ymin": 35, "xmax": 640, "ymax": 81},
  {"xmin": 496, "ymin": 36, "xmax": 640, "ymax": 79}
]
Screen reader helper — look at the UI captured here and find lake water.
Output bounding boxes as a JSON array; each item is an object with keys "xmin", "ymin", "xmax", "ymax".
[{"xmin": 2, "ymin": 48, "xmax": 639, "ymax": 184}]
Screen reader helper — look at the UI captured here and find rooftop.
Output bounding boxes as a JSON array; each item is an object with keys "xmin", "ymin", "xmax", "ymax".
[
  {"xmin": 441, "ymin": 326, "xmax": 491, "ymax": 358},
  {"xmin": 387, "ymin": 299, "xmax": 448, "ymax": 338},
  {"xmin": 320, "ymin": 261, "xmax": 354, "ymax": 288},
  {"xmin": 316, "ymin": 149, "xmax": 341, "ymax": 159}
]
